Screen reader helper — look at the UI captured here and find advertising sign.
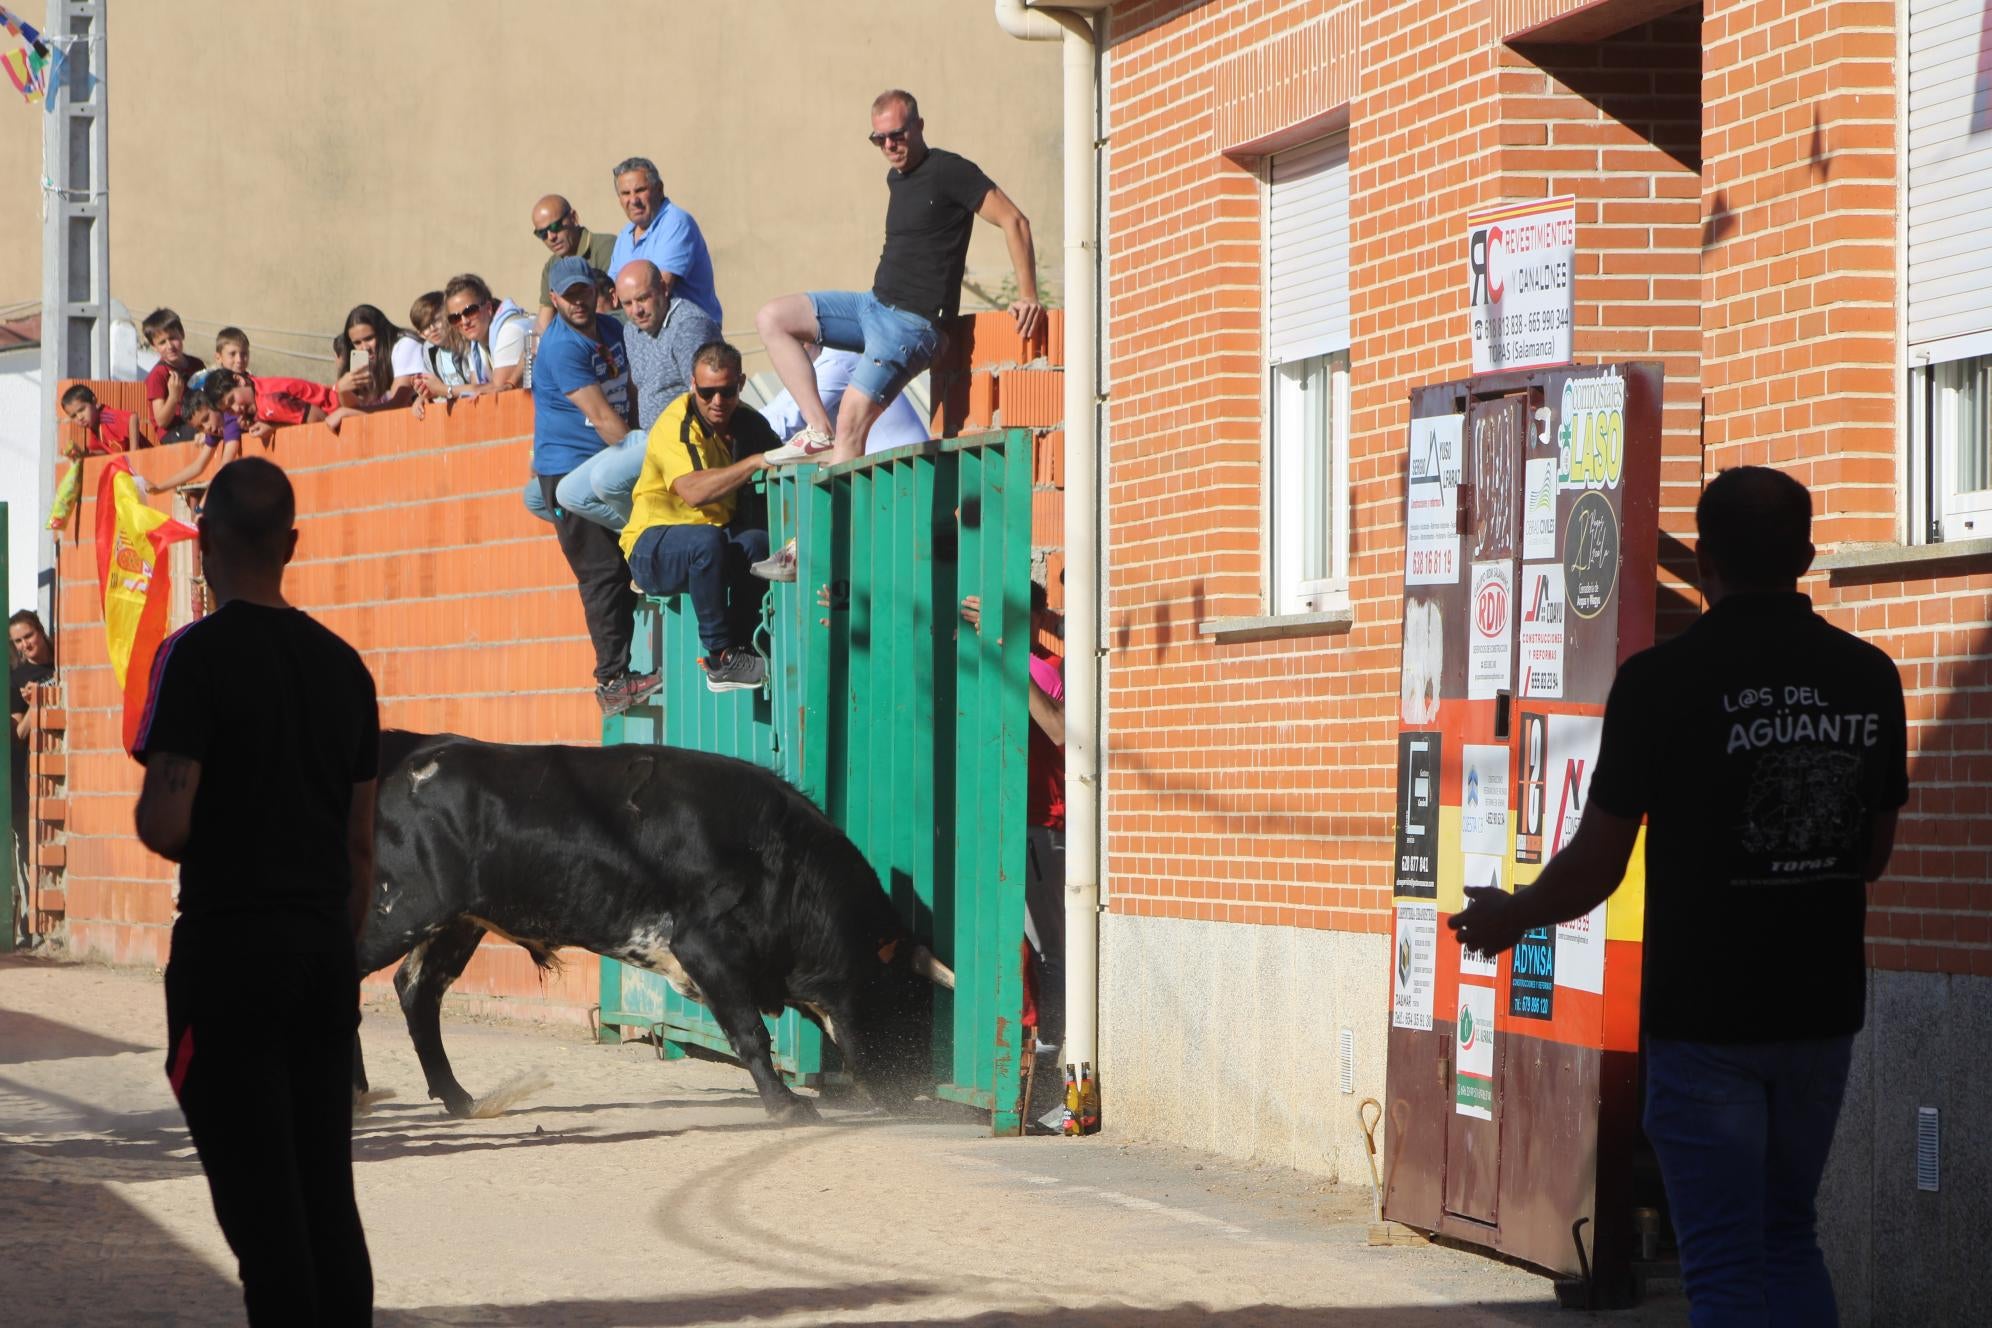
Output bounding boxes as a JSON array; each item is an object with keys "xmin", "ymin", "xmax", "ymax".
[
  {"xmin": 1394, "ymin": 733, "xmax": 1442, "ymax": 898},
  {"xmin": 1393, "ymin": 902, "xmax": 1438, "ymax": 1030},
  {"xmin": 1468, "ymin": 561, "xmax": 1514, "ymax": 700},
  {"xmin": 1510, "ymin": 926, "xmax": 1556, "ymax": 1020},
  {"xmin": 1407, "ymin": 414, "xmax": 1465, "ymax": 586},
  {"xmin": 1455, "ymin": 984, "xmax": 1497, "ymax": 1119},
  {"xmin": 1518, "ymin": 564, "xmax": 1566, "ymax": 699},
  {"xmin": 1467, "ymin": 196, "xmax": 1576, "ymax": 373}
]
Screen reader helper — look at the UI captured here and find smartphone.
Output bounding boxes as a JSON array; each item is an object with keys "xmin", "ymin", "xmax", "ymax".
[{"xmin": 350, "ymin": 346, "xmax": 371, "ymax": 374}]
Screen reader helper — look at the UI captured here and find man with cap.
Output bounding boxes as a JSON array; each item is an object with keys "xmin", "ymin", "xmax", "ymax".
[{"xmin": 531, "ymin": 255, "xmax": 654, "ymax": 715}]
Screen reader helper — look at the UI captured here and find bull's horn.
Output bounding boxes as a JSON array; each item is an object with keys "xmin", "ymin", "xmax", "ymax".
[{"xmin": 912, "ymin": 946, "xmax": 956, "ymax": 990}]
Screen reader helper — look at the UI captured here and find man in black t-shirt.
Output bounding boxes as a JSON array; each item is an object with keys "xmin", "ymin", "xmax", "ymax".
[
  {"xmin": 133, "ymin": 457, "xmax": 378, "ymax": 1325},
  {"xmin": 754, "ymin": 88, "xmax": 1043, "ymax": 478},
  {"xmin": 1451, "ymin": 467, "xmax": 1907, "ymax": 1327}
]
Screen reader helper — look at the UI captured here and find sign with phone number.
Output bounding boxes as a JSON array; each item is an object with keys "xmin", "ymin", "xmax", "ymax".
[{"xmin": 1466, "ymin": 196, "xmax": 1576, "ymax": 374}]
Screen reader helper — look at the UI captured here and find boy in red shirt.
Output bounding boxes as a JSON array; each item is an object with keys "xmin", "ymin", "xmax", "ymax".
[
  {"xmin": 60, "ymin": 384, "xmax": 150, "ymax": 457},
  {"xmin": 143, "ymin": 308, "xmax": 206, "ymax": 439},
  {"xmin": 204, "ymin": 368, "xmax": 351, "ymax": 435}
]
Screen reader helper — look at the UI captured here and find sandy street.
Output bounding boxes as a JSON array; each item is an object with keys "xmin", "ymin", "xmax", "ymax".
[{"xmin": 0, "ymin": 954, "xmax": 1682, "ymax": 1326}]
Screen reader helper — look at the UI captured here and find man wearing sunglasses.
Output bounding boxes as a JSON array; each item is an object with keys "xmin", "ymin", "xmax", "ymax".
[
  {"xmin": 754, "ymin": 88, "xmax": 1041, "ymax": 480},
  {"xmin": 531, "ymin": 194, "xmax": 618, "ymax": 335},
  {"xmin": 620, "ymin": 340, "xmax": 780, "ymax": 695},
  {"xmin": 533, "ymin": 256, "xmax": 655, "ymax": 716}
]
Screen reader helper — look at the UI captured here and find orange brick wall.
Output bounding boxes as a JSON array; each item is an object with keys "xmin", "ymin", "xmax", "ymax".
[
  {"xmin": 53, "ymin": 392, "xmax": 604, "ymax": 1021},
  {"xmin": 932, "ymin": 310, "xmax": 1071, "ymax": 646},
  {"xmin": 1100, "ymin": 0, "xmax": 1989, "ymax": 977}
]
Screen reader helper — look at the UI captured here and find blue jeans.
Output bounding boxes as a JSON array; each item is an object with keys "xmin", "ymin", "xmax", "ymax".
[
  {"xmin": 521, "ymin": 432, "xmax": 651, "ymax": 531},
  {"xmin": 807, "ymin": 290, "xmax": 940, "ymax": 404},
  {"xmin": 625, "ymin": 523, "xmax": 770, "ymax": 656},
  {"xmin": 1643, "ymin": 1035, "xmax": 1854, "ymax": 1328}
]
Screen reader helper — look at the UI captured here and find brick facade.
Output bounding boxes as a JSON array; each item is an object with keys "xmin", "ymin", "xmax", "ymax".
[{"xmin": 1100, "ymin": 0, "xmax": 1984, "ymax": 979}]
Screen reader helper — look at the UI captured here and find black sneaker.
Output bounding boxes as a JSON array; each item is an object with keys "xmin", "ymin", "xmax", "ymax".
[
  {"xmin": 704, "ymin": 647, "xmax": 767, "ymax": 694},
  {"xmin": 597, "ymin": 670, "xmax": 662, "ymax": 716}
]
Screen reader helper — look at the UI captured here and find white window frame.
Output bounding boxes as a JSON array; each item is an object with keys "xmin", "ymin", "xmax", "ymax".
[
  {"xmin": 1262, "ymin": 133, "xmax": 1353, "ymax": 616},
  {"xmin": 1908, "ymin": 340, "xmax": 1992, "ymax": 543}
]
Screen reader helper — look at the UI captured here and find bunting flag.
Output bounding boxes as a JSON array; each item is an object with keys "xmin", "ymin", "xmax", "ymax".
[
  {"xmin": 0, "ymin": 5, "xmax": 48, "ymax": 104},
  {"xmin": 96, "ymin": 457, "xmax": 196, "ymax": 752},
  {"xmin": 0, "ymin": 5, "xmax": 90, "ymax": 111}
]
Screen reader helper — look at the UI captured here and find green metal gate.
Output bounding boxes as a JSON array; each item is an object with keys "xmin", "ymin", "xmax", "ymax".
[{"xmin": 598, "ymin": 430, "xmax": 1034, "ymax": 1130}]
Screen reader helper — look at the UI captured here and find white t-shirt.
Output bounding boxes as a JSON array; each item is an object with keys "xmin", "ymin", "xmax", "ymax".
[
  {"xmin": 760, "ymin": 348, "xmax": 930, "ymax": 454},
  {"xmin": 488, "ymin": 299, "xmax": 532, "ymax": 369},
  {"xmin": 389, "ymin": 334, "xmax": 427, "ymax": 380}
]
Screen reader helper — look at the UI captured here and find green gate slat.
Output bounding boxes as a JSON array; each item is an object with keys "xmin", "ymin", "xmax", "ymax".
[{"xmin": 597, "ymin": 432, "xmax": 1032, "ymax": 1127}]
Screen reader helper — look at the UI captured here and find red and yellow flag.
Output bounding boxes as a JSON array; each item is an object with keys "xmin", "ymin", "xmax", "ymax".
[{"xmin": 96, "ymin": 457, "xmax": 195, "ymax": 753}]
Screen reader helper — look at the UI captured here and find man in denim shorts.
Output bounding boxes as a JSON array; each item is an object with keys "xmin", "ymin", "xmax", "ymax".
[{"xmin": 755, "ymin": 89, "xmax": 1043, "ymax": 478}]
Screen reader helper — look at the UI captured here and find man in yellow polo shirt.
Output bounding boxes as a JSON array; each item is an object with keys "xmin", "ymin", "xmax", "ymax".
[{"xmin": 620, "ymin": 340, "xmax": 782, "ymax": 693}]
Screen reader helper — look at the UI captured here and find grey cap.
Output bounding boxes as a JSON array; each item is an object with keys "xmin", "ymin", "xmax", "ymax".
[{"xmin": 548, "ymin": 255, "xmax": 596, "ymax": 296}]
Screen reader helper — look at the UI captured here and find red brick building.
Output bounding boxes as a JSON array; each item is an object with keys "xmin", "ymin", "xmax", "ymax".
[{"xmin": 1089, "ymin": 0, "xmax": 1988, "ymax": 1315}]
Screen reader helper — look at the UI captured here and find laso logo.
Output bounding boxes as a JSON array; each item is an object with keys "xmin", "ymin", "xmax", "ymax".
[
  {"xmin": 1474, "ymin": 576, "xmax": 1508, "ymax": 638},
  {"xmin": 1457, "ymin": 1003, "xmax": 1478, "ymax": 1050}
]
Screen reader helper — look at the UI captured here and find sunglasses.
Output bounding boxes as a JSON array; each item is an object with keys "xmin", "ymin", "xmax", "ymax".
[
  {"xmin": 445, "ymin": 301, "xmax": 486, "ymax": 326},
  {"xmin": 533, "ymin": 212, "xmax": 573, "ymax": 241},
  {"xmin": 694, "ymin": 383, "xmax": 741, "ymax": 401},
  {"xmin": 868, "ymin": 127, "xmax": 912, "ymax": 148}
]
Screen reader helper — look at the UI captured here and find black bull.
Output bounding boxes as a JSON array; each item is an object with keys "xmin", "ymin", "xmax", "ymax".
[{"xmin": 352, "ymin": 731, "xmax": 952, "ymax": 1122}]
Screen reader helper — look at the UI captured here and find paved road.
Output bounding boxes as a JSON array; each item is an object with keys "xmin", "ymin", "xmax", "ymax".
[{"xmin": 0, "ymin": 954, "xmax": 1683, "ymax": 1325}]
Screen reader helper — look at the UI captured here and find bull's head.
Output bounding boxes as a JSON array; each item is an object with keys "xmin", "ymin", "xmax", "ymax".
[{"xmin": 817, "ymin": 935, "xmax": 953, "ymax": 1113}]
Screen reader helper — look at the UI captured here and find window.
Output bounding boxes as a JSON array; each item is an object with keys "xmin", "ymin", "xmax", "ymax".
[
  {"xmin": 1265, "ymin": 132, "xmax": 1352, "ymax": 613},
  {"xmin": 1903, "ymin": 0, "xmax": 1992, "ymax": 542},
  {"xmin": 1910, "ymin": 352, "xmax": 1992, "ymax": 541}
]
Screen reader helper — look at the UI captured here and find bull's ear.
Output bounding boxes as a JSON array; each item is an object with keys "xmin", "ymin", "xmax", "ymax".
[{"xmin": 876, "ymin": 937, "xmax": 901, "ymax": 965}]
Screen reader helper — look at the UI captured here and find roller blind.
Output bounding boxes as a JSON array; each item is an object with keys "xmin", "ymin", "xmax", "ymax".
[
  {"xmin": 1267, "ymin": 133, "xmax": 1350, "ymax": 364},
  {"xmin": 1907, "ymin": 0, "xmax": 1992, "ymax": 357}
]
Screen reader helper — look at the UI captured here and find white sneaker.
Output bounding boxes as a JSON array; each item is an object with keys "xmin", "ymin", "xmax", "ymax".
[
  {"xmin": 763, "ymin": 427, "xmax": 835, "ymax": 466},
  {"xmin": 750, "ymin": 537, "xmax": 798, "ymax": 583}
]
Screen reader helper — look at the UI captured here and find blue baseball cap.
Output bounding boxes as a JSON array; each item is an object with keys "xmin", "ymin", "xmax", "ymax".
[{"xmin": 548, "ymin": 255, "xmax": 596, "ymax": 296}]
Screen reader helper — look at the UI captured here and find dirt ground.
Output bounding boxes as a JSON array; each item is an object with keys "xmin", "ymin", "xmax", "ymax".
[{"xmin": 0, "ymin": 953, "xmax": 1684, "ymax": 1326}]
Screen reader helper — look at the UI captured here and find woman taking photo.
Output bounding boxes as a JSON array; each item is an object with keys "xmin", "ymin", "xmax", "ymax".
[{"xmin": 332, "ymin": 304, "xmax": 426, "ymax": 412}]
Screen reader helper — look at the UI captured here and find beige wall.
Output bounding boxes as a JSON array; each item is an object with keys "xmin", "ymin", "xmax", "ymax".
[{"xmin": 0, "ymin": 0, "xmax": 1062, "ymax": 380}]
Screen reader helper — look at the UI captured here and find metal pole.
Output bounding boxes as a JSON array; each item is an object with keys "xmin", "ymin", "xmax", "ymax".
[{"xmin": 37, "ymin": 0, "xmax": 109, "ymax": 629}]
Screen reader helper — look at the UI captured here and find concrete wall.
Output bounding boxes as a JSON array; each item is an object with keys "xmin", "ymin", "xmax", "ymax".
[
  {"xmin": 0, "ymin": 1, "xmax": 1062, "ymax": 380},
  {"xmin": 1100, "ymin": 911, "xmax": 1389, "ymax": 1184},
  {"xmin": 1819, "ymin": 970, "xmax": 1992, "ymax": 1327}
]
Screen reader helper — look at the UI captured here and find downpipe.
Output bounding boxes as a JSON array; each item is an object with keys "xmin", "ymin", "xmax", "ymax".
[{"xmin": 995, "ymin": 0, "xmax": 1103, "ymax": 1134}]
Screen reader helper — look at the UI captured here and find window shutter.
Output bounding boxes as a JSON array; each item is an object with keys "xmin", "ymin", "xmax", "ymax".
[
  {"xmin": 1908, "ymin": 0, "xmax": 1992, "ymax": 358},
  {"xmin": 1267, "ymin": 133, "xmax": 1350, "ymax": 364}
]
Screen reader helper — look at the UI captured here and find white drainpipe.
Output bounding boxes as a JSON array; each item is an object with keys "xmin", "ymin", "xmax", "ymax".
[{"xmin": 995, "ymin": 0, "xmax": 1105, "ymax": 1092}]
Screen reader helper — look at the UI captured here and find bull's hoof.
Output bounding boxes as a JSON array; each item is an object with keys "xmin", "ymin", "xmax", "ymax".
[
  {"xmin": 768, "ymin": 1095, "xmax": 821, "ymax": 1125},
  {"xmin": 438, "ymin": 1088, "xmax": 476, "ymax": 1118}
]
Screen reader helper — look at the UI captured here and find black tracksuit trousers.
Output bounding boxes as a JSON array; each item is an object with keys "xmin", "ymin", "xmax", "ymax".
[
  {"xmin": 164, "ymin": 930, "xmax": 373, "ymax": 1326},
  {"xmin": 540, "ymin": 473, "xmax": 635, "ymax": 685}
]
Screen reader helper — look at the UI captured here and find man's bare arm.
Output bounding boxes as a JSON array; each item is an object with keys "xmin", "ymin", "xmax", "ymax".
[
  {"xmin": 1449, "ymin": 807, "xmax": 1640, "ymax": 956},
  {"xmin": 976, "ymin": 187, "xmax": 1043, "ymax": 338},
  {"xmin": 672, "ymin": 452, "xmax": 770, "ymax": 509},
  {"xmin": 135, "ymin": 753, "xmax": 203, "ymax": 862},
  {"xmin": 565, "ymin": 383, "xmax": 631, "ymax": 446}
]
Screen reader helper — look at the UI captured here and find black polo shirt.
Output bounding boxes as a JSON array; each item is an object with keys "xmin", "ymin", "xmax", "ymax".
[
  {"xmin": 871, "ymin": 147, "xmax": 996, "ymax": 323},
  {"xmin": 133, "ymin": 602, "xmax": 379, "ymax": 947},
  {"xmin": 1588, "ymin": 593, "xmax": 1908, "ymax": 1043}
]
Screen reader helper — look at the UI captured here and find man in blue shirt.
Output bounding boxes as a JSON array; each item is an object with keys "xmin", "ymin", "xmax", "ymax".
[
  {"xmin": 533, "ymin": 255, "xmax": 655, "ymax": 716},
  {"xmin": 606, "ymin": 156, "xmax": 723, "ymax": 328}
]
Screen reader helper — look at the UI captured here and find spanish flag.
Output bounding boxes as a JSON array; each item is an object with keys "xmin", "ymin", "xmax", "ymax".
[{"xmin": 96, "ymin": 457, "xmax": 195, "ymax": 753}]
